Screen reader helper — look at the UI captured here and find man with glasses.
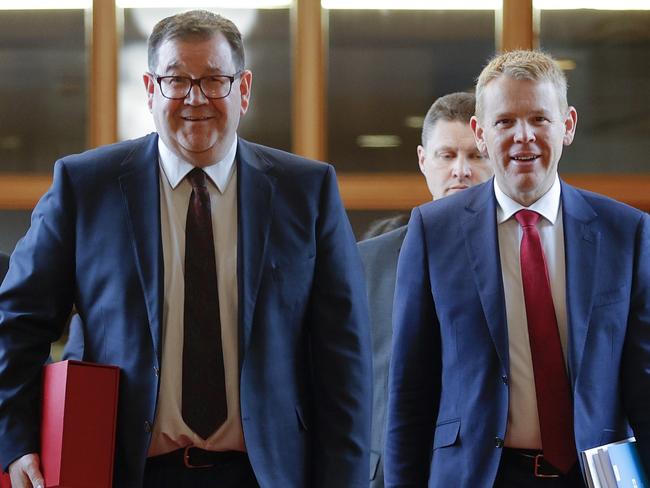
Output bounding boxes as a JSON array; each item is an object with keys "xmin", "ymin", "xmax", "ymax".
[{"xmin": 0, "ymin": 10, "xmax": 371, "ymax": 488}]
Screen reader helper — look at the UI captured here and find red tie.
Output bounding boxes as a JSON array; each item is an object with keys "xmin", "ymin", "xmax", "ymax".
[
  {"xmin": 183, "ymin": 168, "xmax": 228, "ymax": 439},
  {"xmin": 515, "ymin": 209, "xmax": 576, "ymax": 473}
]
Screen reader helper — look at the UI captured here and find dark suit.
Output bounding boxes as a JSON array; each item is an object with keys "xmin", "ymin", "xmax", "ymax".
[
  {"xmin": 358, "ymin": 226, "xmax": 407, "ymax": 488},
  {"xmin": 385, "ymin": 178, "xmax": 650, "ymax": 487},
  {"xmin": 0, "ymin": 253, "xmax": 8, "ymax": 282},
  {"xmin": 61, "ymin": 314, "xmax": 83, "ymax": 361},
  {"xmin": 0, "ymin": 134, "xmax": 372, "ymax": 487}
]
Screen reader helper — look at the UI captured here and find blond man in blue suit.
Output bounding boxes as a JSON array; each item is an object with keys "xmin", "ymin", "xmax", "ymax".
[{"xmin": 386, "ymin": 50, "xmax": 650, "ymax": 487}]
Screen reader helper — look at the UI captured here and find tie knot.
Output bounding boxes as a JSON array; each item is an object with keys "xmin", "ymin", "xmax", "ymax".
[
  {"xmin": 515, "ymin": 209, "xmax": 541, "ymax": 228},
  {"xmin": 187, "ymin": 168, "xmax": 207, "ymax": 189}
]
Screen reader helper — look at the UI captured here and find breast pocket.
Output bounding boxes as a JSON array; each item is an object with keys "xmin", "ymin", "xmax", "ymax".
[
  {"xmin": 271, "ymin": 256, "xmax": 316, "ymax": 310},
  {"xmin": 433, "ymin": 418, "xmax": 460, "ymax": 450}
]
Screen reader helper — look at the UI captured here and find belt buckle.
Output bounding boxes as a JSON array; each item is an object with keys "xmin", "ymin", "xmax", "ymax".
[
  {"xmin": 534, "ymin": 454, "xmax": 560, "ymax": 478},
  {"xmin": 183, "ymin": 446, "xmax": 214, "ymax": 469}
]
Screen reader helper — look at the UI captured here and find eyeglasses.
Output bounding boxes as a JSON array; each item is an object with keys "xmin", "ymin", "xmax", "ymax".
[{"xmin": 151, "ymin": 71, "xmax": 242, "ymax": 100}]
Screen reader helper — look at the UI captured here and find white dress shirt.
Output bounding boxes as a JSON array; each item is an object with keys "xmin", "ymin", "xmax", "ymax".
[
  {"xmin": 148, "ymin": 136, "xmax": 245, "ymax": 456},
  {"xmin": 494, "ymin": 175, "xmax": 568, "ymax": 449}
]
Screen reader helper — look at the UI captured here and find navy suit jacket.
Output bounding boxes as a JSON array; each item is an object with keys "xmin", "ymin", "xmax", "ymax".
[
  {"xmin": 0, "ymin": 134, "xmax": 372, "ymax": 487},
  {"xmin": 385, "ymin": 178, "xmax": 650, "ymax": 487},
  {"xmin": 359, "ymin": 226, "xmax": 407, "ymax": 488}
]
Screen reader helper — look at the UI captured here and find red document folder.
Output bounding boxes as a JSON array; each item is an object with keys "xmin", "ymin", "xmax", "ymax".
[{"xmin": 40, "ymin": 360, "xmax": 120, "ymax": 488}]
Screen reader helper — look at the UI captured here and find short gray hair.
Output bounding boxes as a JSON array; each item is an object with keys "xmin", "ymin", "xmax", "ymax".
[{"xmin": 148, "ymin": 10, "xmax": 245, "ymax": 73}]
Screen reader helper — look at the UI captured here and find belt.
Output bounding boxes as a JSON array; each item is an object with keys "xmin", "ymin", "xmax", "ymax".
[
  {"xmin": 147, "ymin": 447, "xmax": 247, "ymax": 469},
  {"xmin": 501, "ymin": 448, "xmax": 566, "ymax": 478}
]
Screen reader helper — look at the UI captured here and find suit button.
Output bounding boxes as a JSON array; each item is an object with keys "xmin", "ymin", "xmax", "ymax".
[
  {"xmin": 153, "ymin": 366, "xmax": 159, "ymax": 377},
  {"xmin": 144, "ymin": 421, "xmax": 152, "ymax": 433},
  {"xmin": 501, "ymin": 375, "xmax": 508, "ymax": 385},
  {"xmin": 494, "ymin": 437, "xmax": 504, "ymax": 448}
]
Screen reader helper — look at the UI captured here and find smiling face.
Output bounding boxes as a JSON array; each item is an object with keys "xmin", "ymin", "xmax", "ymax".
[
  {"xmin": 418, "ymin": 119, "xmax": 493, "ymax": 200},
  {"xmin": 143, "ymin": 33, "xmax": 252, "ymax": 167},
  {"xmin": 471, "ymin": 75, "xmax": 577, "ymax": 206}
]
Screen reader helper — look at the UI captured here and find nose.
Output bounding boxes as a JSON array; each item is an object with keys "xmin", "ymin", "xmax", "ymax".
[
  {"xmin": 451, "ymin": 156, "xmax": 472, "ymax": 179},
  {"xmin": 513, "ymin": 120, "xmax": 535, "ymax": 143},
  {"xmin": 185, "ymin": 84, "xmax": 208, "ymax": 106}
]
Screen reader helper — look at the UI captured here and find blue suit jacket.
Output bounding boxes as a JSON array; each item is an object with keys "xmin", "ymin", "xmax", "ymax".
[
  {"xmin": 0, "ymin": 134, "xmax": 372, "ymax": 487},
  {"xmin": 385, "ymin": 178, "xmax": 650, "ymax": 487},
  {"xmin": 359, "ymin": 226, "xmax": 407, "ymax": 488}
]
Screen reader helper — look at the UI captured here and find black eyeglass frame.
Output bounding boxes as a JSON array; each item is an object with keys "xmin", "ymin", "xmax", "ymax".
[{"xmin": 151, "ymin": 71, "xmax": 243, "ymax": 100}]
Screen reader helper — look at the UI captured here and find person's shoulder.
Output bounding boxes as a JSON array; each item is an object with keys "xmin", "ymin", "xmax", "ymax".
[
  {"xmin": 419, "ymin": 180, "xmax": 492, "ymax": 219},
  {"xmin": 359, "ymin": 225, "xmax": 407, "ymax": 253},
  {"xmin": 564, "ymin": 181, "xmax": 646, "ymax": 225},
  {"xmin": 239, "ymin": 139, "xmax": 331, "ymax": 177},
  {"xmin": 61, "ymin": 134, "xmax": 155, "ymax": 168}
]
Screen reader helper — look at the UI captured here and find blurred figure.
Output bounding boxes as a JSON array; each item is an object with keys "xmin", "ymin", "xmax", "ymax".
[{"xmin": 358, "ymin": 92, "xmax": 492, "ymax": 488}]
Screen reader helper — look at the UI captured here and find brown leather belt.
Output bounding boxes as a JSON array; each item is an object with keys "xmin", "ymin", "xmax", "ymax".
[
  {"xmin": 501, "ymin": 448, "xmax": 565, "ymax": 478},
  {"xmin": 147, "ymin": 447, "xmax": 247, "ymax": 469}
]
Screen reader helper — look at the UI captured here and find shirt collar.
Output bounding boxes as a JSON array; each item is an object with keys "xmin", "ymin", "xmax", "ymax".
[
  {"xmin": 494, "ymin": 174, "xmax": 561, "ymax": 225},
  {"xmin": 158, "ymin": 135, "xmax": 238, "ymax": 193}
]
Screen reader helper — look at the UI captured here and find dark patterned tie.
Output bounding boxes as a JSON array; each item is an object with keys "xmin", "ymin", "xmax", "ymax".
[
  {"xmin": 515, "ymin": 209, "xmax": 576, "ymax": 473},
  {"xmin": 182, "ymin": 168, "xmax": 227, "ymax": 439}
]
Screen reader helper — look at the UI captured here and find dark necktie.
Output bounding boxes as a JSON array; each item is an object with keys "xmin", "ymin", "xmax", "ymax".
[
  {"xmin": 182, "ymin": 168, "xmax": 228, "ymax": 439},
  {"xmin": 515, "ymin": 209, "xmax": 576, "ymax": 474}
]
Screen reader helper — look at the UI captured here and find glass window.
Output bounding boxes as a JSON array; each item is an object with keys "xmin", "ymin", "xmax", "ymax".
[
  {"xmin": 538, "ymin": 8, "xmax": 650, "ymax": 173},
  {"xmin": 0, "ymin": 9, "xmax": 88, "ymax": 173},
  {"xmin": 327, "ymin": 8, "xmax": 497, "ymax": 173},
  {"xmin": 118, "ymin": 7, "xmax": 291, "ymax": 151}
]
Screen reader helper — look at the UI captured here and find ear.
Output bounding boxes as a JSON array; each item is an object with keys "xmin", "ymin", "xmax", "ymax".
[
  {"xmin": 563, "ymin": 106, "xmax": 578, "ymax": 146},
  {"xmin": 469, "ymin": 115, "xmax": 488, "ymax": 157},
  {"xmin": 470, "ymin": 116, "xmax": 487, "ymax": 155},
  {"xmin": 417, "ymin": 145, "xmax": 427, "ymax": 175},
  {"xmin": 143, "ymin": 72, "xmax": 155, "ymax": 112},
  {"xmin": 238, "ymin": 70, "xmax": 253, "ymax": 116}
]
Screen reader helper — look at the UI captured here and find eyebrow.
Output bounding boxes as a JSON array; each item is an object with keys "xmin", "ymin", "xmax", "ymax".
[
  {"xmin": 160, "ymin": 61, "xmax": 228, "ymax": 75},
  {"xmin": 434, "ymin": 147, "xmax": 457, "ymax": 154}
]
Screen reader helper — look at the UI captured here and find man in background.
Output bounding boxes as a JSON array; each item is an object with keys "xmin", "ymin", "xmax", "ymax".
[
  {"xmin": 386, "ymin": 50, "xmax": 650, "ymax": 487},
  {"xmin": 358, "ymin": 92, "xmax": 492, "ymax": 487},
  {"xmin": 0, "ymin": 10, "xmax": 371, "ymax": 488}
]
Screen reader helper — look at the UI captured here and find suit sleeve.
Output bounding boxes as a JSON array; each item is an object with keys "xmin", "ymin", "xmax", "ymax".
[
  {"xmin": 385, "ymin": 208, "xmax": 440, "ymax": 487},
  {"xmin": 622, "ymin": 212, "xmax": 650, "ymax": 471},
  {"xmin": 307, "ymin": 165, "xmax": 372, "ymax": 488},
  {"xmin": 0, "ymin": 160, "xmax": 76, "ymax": 471}
]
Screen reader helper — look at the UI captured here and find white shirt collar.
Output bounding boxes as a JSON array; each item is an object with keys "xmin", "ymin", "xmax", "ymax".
[
  {"xmin": 158, "ymin": 135, "xmax": 238, "ymax": 193},
  {"xmin": 494, "ymin": 174, "xmax": 562, "ymax": 225}
]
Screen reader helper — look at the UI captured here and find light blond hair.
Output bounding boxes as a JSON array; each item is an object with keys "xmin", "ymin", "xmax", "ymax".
[{"xmin": 475, "ymin": 50, "xmax": 568, "ymax": 120}]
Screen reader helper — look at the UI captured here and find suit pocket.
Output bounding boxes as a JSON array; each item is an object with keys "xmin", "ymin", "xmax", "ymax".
[
  {"xmin": 599, "ymin": 428, "xmax": 631, "ymax": 446},
  {"xmin": 433, "ymin": 418, "xmax": 460, "ymax": 450},
  {"xmin": 593, "ymin": 285, "xmax": 627, "ymax": 308},
  {"xmin": 295, "ymin": 404, "xmax": 309, "ymax": 431},
  {"xmin": 369, "ymin": 450, "xmax": 381, "ymax": 481}
]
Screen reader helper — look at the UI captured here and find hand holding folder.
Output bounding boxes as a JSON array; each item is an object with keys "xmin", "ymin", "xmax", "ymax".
[{"xmin": 1, "ymin": 361, "xmax": 119, "ymax": 488}]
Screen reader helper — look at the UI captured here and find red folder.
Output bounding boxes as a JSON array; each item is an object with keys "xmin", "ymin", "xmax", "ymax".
[
  {"xmin": 0, "ymin": 473, "xmax": 10, "ymax": 488},
  {"xmin": 40, "ymin": 360, "xmax": 120, "ymax": 488}
]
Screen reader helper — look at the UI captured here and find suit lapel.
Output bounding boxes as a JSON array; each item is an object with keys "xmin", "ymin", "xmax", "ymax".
[
  {"xmin": 460, "ymin": 181, "xmax": 509, "ymax": 373},
  {"xmin": 119, "ymin": 134, "xmax": 164, "ymax": 366},
  {"xmin": 560, "ymin": 181, "xmax": 599, "ymax": 385},
  {"xmin": 236, "ymin": 139, "xmax": 276, "ymax": 359}
]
